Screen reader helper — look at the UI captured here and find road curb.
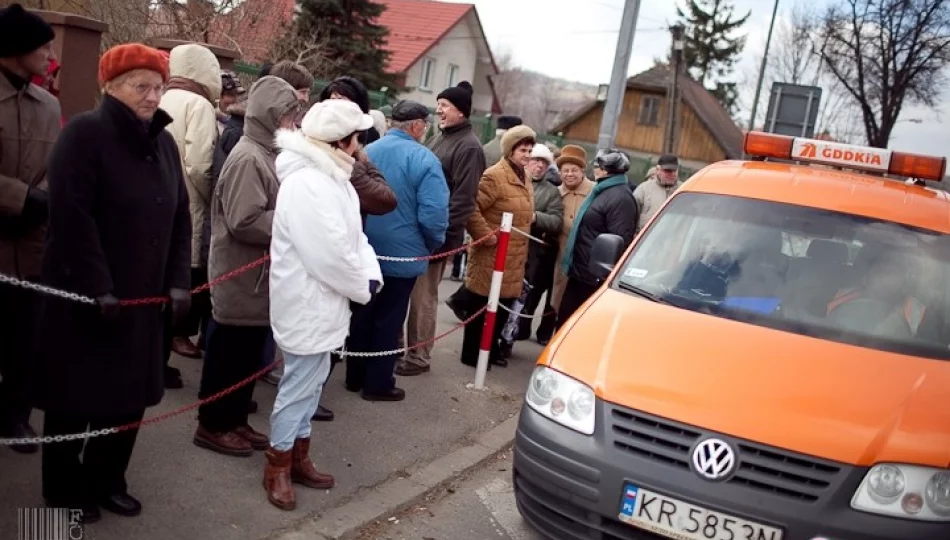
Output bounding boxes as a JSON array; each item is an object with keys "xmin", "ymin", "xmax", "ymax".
[{"xmin": 268, "ymin": 414, "xmax": 519, "ymax": 540}]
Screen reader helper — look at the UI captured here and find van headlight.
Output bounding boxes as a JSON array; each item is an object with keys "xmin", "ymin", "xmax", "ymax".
[
  {"xmin": 852, "ymin": 463, "xmax": 950, "ymax": 520},
  {"xmin": 525, "ymin": 366, "xmax": 595, "ymax": 435}
]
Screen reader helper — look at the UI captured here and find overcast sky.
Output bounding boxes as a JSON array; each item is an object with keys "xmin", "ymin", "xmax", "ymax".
[{"xmin": 440, "ymin": 0, "xmax": 949, "ymax": 161}]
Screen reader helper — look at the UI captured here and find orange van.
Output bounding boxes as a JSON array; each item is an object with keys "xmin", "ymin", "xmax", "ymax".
[{"xmin": 513, "ymin": 132, "xmax": 950, "ymax": 540}]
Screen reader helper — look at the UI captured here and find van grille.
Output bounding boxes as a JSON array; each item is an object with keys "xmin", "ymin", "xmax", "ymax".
[{"xmin": 610, "ymin": 407, "xmax": 843, "ymax": 503}]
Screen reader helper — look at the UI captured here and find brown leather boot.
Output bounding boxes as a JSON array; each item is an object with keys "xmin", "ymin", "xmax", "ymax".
[
  {"xmin": 290, "ymin": 438, "xmax": 335, "ymax": 489},
  {"xmin": 263, "ymin": 447, "xmax": 295, "ymax": 511},
  {"xmin": 234, "ymin": 424, "xmax": 269, "ymax": 450}
]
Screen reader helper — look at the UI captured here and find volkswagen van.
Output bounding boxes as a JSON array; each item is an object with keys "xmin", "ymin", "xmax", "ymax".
[{"xmin": 513, "ymin": 132, "xmax": 950, "ymax": 540}]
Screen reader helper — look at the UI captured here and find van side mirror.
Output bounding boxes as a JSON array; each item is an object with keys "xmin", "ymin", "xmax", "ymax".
[{"xmin": 589, "ymin": 234, "xmax": 625, "ymax": 281}]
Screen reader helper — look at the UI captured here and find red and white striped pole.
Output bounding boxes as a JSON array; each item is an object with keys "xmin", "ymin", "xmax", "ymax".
[{"xmin": 474, "ymin": 212, "xmax": 513, "ymax": 389}]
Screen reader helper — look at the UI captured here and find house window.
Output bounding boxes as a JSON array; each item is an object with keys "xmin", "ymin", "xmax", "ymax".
[
  {"xmin": 420, "ymin": 58, "xmax": 436, "ymax": 91},
  {"xmin": 638, "ymin": 96, "xmax": 661, "ymax": 126},
  {"xmin": 446, "ymin": 64, "xmax": 460, "ymax": 87}
]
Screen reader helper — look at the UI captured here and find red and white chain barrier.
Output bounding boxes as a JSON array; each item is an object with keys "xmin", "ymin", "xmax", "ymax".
[{"xmin": 0, "ymin": 229, "xmax": 503, "ymax": 447}]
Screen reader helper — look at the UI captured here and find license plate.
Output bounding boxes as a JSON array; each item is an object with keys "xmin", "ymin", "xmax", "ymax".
[{"xmin": 618, "ymin": 483, "xmax": 783, "ymax": 540}]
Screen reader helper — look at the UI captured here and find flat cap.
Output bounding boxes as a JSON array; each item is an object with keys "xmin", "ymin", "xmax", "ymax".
[{"xmin": 391, "ymin": 100, "xmax": 430, "ymax": 122}]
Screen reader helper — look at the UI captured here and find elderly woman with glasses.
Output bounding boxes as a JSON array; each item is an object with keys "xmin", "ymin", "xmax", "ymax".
[{"xmin": 34, "ymin": 43, "xmax": 193, "ymax": 523}]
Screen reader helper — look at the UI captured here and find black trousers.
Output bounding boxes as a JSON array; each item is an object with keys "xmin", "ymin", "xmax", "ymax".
[
  {"xmin": 42, "ymin": 409, "xmax": 145, "ymax": 504},
  {"xmin": 0, "ymin": 284, "xmax": 39, "ymax": 429},
  {"xmin": 519, "ymin": 251, "xmax": 559, "ymax": 342},
  {"xmin": 451, "ymin": 252, "xmax": 465, "ymax": 279},
  {"xmin": 197, "ymin": 320, "xmax": 268, "ymax": 432},
  {"xmin": 175, "ymin": 267, "xmax": 211, "ymax": 339},
  {"xmin": 346, "ymin": 276, "xmax": 417, "ymax": 394},
  {"xmin": 460, "ymin": 292, "xmax": 515, "ymax": 366},
  {"xmin": 556, "ymin": 279, "xmax": 600, "ymax": 330}
]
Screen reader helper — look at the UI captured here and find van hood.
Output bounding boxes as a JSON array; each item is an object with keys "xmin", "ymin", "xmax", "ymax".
[{"xmin": 549, "ymin": 288, "xmax": 950, "ymax": 467}]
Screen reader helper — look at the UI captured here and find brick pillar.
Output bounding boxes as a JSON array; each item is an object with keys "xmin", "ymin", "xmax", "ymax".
[{"xmin": 34, "ymin": 10, "xmax": 108, "ymax": 121}]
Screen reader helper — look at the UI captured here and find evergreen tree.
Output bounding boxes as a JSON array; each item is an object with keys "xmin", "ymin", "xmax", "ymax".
[
  {"xmin": 676, "ymin": 0, "xmax": 750, "ymax": 115},
  {"xmin": 287, "ymin": 0, "xmax": 400, "ymax": 95}
]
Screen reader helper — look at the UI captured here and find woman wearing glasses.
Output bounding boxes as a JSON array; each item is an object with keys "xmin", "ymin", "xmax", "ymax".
[{"xmin": 34, "ymin": 43, "xmax": 193, "ymax": 523}]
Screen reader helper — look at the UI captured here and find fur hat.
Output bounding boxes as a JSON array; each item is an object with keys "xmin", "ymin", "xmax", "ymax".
[
  {"xmin": 556, "ymin": 144, "xmax": 588, "ymax": 170},
  {"xmin": 501, "ymin": 125, "xmax": 537, "ymax": 157},
  {"xmin": 98, "ymin": 43, "xmax": 169, "ymax": 86},
  {"xmin": 530, "ymin": 143, "xmax": 554, "ymax": 164},
  {"xmin": 437, "ymin": 81, "xmax": 474, "ymax": 118},
  {"xmin": 496, "ymin": 115, "xmax": 522, "ymax": 130},
  {"xmin": 0, "ymin": 4, "xmax": 54, "ymax": 59}
]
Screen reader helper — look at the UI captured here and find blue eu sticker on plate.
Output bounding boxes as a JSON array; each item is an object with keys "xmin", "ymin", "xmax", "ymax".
[{"xmin": 619, "ymin": 482, "xmax": 639, "ymax": 517}]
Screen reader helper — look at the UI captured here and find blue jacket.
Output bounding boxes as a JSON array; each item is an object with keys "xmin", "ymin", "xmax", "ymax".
[{"xmin": 365, "ymin": 130, "xmax": 450, "ymax": 278}]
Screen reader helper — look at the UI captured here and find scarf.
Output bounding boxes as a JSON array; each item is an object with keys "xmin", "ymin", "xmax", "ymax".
[
  {"xmin": 304, "ymin": 135, "xmax": 355, "ymax": 176},
  {"xmin": 164, "ymin": 76, "xmax": 212, "ymax": 103},
  {"xmin": 561, "ymin": 174, "xmax": 629, "ymax": 274}
]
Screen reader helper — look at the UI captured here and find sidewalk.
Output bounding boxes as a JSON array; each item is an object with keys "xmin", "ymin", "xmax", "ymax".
[{"xmin": 0, "ymin": 278, "xmax": 543, "ymax": 540}]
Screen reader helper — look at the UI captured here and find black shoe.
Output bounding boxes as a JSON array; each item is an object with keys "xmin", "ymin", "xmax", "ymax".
[
  {"xmin": 344, "ymin": 381, "xmax": 363, "ymax": 393},
  {"xmin": 46, "ymin": 499, "xmax": 101, "ymax": 524},
  {"xmin": 394, "ymin": 362, "xmax": 430, "ymax": 377},
  {"xmin": 311, "ymin": 405, "xmax": 334, "ymax": 422},
  {"xmin": 361, "ymin": 388, "xmax": 406, "ymax": 402},
  {"xmin": 500, "ymin": 343, "xmax": 513, "ymax": 359},
  {"xmin": 164, "ymin": 366, "xmax": 183, "ymax": 389},
  {"xmin": 490, "ymin": 357, "xmax": 508, "ymax": 368},
  {"xmin": 97, "ymin": 492, "xmax": 142, "ymax": 517},
  {"xmin": 248, "ymin": 400, "xmax": 258, "ymax": 414},
  {"xmin": 6, "ymin": 422, "xmax": 39, "ymax": 454},
  {"xmin": 537, "ymin": 336, "xmax": 551, "ymax": 346}
]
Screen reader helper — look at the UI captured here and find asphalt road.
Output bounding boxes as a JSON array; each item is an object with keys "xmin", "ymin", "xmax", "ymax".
[
  {"xmin": 353, "ymin": 449, "xmax": 545, "ymax": 540},
  {"xmin": 0, "ymin": 276, "xmax": 546, "ymax": 540}
]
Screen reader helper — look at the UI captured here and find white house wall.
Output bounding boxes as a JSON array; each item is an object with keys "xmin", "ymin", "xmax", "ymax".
[{"xmin": 398, "ymin": 12, "xmax": 494, "ymax": 113}]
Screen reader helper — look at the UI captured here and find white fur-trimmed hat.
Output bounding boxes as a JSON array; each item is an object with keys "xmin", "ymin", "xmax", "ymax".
[
  {"xmin": 301, "ymin": 99, "xmax": 374, "ymax": 142},
  {"xmin": 530, "ymin": 143, "xmax": 554, "ymax": 164}
]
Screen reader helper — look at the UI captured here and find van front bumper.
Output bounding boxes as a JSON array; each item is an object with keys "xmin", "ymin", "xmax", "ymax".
[{"xmin": 513, "ymin": 401, "xmax": 950, "ymax": 540}]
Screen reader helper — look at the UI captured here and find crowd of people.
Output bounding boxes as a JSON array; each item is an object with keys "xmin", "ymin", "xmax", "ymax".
[{"xmin": 0, "ymin": 2, "xmax": 686, "ymax": 519}]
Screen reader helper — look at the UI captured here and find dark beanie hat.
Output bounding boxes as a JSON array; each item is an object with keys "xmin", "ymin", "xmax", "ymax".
[
  {"xmin": 319, "ymin": 76, "xmax": 371, "ymax": 113},
  {"xmin": 258, "ymin": 62, "xmax": 273, "ymax": 78},
  {"xmin": 496, "ymin": 115, "xmax": 522, "ymax": 130},
  {"xmin": 0, "ymin": 4, "xmax": 55, "ymax": 59},
  {"xmin": 437, "ymin": 80, "xmax": 474, "ymax": 118}
]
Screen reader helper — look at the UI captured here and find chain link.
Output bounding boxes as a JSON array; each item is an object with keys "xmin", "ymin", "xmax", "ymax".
[
  {"xmin": 376, "ymin": 227, "xmax": 501, "ymax": 262},
  {"xmin": 336, "ymin": 305, "xmax": 487, "ymax": 357},
  {"xmin": 498, "ymin": 302, "xmax": 541, "ymax": 319},
  {"xmin": 0, "ymin": 273, "xmax": 96, "ymax": 304}
]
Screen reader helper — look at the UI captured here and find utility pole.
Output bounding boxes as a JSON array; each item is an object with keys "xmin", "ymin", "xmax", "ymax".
[
  {"xmin": 747, "ymin": 0, "xmax": 780, "ymax": 133},
  {"xmin": 596, "ymin": 0, "xmax": 642, "ymax": 150},
  {"xmin": 664, "ymin": 24, "xmax": 685, "ymax": 154}
]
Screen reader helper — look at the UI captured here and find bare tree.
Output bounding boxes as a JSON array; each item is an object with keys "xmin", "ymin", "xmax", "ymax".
[
  {"xmin": 819, "ymin": 0, "xmax": 950, "ymax": 147},
  {"xmin": 489, "ymin": 46, "xmax": 526, "ymax": 112},
  {"xmin": 268, "ymin": 26, "xmax": 342, "ymax": 81},
  {"xmin": 743, "ymin": 4, "xmax": 863, "ymax": 142}
]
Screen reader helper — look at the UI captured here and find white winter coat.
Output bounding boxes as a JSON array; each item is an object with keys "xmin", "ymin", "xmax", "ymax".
[
  {"xmin": 160, "ymin": 44, "xmax": 223, "ymax": 266},
  {"xmin": 269, "ymin": 129, "xmax": 383, "ymax": 356}
]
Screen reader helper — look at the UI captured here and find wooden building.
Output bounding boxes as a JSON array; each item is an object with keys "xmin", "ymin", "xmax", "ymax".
[{"xmin": 553, "ymin": 65, "xmax": 744, "ymax": 167}]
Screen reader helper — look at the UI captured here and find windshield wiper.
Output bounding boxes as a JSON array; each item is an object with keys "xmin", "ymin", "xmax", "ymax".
[{"xmin": 617, "ymin": 281, "xmax": 672, "ymax": 304}]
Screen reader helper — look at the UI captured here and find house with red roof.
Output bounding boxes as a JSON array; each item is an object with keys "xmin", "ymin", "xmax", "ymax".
[
  {"xmin": 376, "ymin": 0, "xmax": 499, "ymax": 113},
  {"xmin": 161, "ymin": 0, "xmax": 499, "ymax": 113}
]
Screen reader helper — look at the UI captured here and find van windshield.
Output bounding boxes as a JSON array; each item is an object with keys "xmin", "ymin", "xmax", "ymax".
[{"xmin": 615, "ymin": 192, "xmax": 950, "ymax": 360}]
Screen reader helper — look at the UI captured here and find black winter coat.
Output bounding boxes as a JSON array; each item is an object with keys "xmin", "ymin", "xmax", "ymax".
[
  {"xmin": 426, "ymin": 121, "xmax": 486, "ymax": 255},
  {"xmin": 567, "ymin": 180, "xmax": 639, "ymax": 287},
  {"xmin": 34, "ymin": 95, "xmax": 192, "ymax": 417}
]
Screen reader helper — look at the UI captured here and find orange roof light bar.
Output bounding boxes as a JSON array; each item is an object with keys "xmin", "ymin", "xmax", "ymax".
[
  {"xmin": 890, "ymin": 151, "xmax": 947, "ymax": 182},
  {"xmin": 744, "ymin": 132, "xmax": 794, "ymax": 160},
  {"xmin": 743, "ymin": 131, "xmax": 946, "ymax": 182}
]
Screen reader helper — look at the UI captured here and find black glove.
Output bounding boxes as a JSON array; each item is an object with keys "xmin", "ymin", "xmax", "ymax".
[
  {"xmin": 96, "ymin": 293, "xmax": 120, "ymax": 319},
  {"xmin": 20, "ymin": 187, "xmax": 49, "ymax": 230},
  {"xmin": 169, "ymin": 288, "xmax": 192, "ymax": 327}
]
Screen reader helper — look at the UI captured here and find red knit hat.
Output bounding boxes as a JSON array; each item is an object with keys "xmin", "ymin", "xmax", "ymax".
[{"xmin": 98, "ymin": 43, "xmax": 169, "ymax": 86}]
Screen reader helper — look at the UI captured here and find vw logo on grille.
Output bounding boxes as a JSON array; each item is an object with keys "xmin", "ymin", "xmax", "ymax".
[{"xmin": 691, "ymin": 438, "xmax": 735, "ymax": 481}]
